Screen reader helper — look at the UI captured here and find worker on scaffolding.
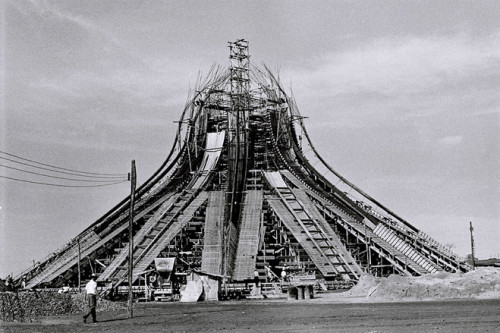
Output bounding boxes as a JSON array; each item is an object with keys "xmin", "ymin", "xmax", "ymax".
[
  {"xmin": 281, "ymin": 265, "xmax": 287, "ymax": 283},
  {"xmin": 265, "ymin": 265, "xmax": 276, "ymax": 282},
  {"xmin": 253, "ymin": 269, "xmax": 260, "ymax": 287}
]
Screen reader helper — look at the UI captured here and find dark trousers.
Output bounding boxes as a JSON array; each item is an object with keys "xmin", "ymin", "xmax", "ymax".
[{"xmin": 83, "ymin": 294, "xmax": 97, "ymax": 322}]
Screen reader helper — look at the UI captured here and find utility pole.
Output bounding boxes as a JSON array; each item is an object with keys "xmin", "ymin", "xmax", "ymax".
[
  {"xmin": 364, "ymin": 220, "xmax": 371, "ymax": 273},
  {"xmin": 77, "ymin": 238, "xmax": 81, "ymax": 292},
  {"xmin": 469, "ymin": 221, "xmax": 475, "ymax": 270},
  {"xmin": 128, "ymin": 160, "xmax": 136, "ymax": 318}
]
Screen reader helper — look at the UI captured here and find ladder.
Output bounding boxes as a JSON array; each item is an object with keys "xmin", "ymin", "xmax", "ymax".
[
  {"xmin": 264, "ymin": 171, "xmax": 361, "ymax": 280},
  {"xmin": 97, "ymin": 194, "xmax": 179, "ymax": 282},
  {"xmin": 373, "ymin": 224, "xmax": 441, "ymax": 274},
  {"xmin": 111, "ymin": 191, "xmax": 209, "ymax": 286},
  {"xmin": 282, "ymin": 170, "xmax": 433, "ymax": 276}
]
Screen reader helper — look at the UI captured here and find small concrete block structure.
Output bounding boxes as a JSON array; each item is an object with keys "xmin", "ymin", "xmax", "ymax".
[{"xmin": 287, "ymin": 285, "xmax": 314, "ymax": 300}]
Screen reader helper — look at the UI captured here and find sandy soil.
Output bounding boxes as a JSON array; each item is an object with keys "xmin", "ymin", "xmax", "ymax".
[{"xmin": 1, "ymin": 297, "xmax": 499, "ymax": 332}]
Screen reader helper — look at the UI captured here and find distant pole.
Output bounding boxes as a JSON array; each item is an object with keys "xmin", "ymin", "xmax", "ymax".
[
  {"xmin": 128, "ymin": 160, "xmax": 136, "ymax": 318},
  {"xmin": 364, "ymin": 221, "xmax": 371, "ymax": 273},
  {"xmin": 77, "ymin": 238, "xmax": 81, "ymax": 292},
  {"xmin": 469, "ymin": 221, "xmax": 475, "ymax": 270}
]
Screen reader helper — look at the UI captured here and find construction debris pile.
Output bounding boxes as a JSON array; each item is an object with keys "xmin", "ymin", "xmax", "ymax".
[
  {"xmin": 0, "ymin": 291, "xmax": 125, "ymax": 323},
  {"xmin": 345, "ymin": 268, "xmax": 500, "ymax": 301}
]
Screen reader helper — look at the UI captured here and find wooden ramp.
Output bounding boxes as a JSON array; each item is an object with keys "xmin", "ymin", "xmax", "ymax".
[
  {"xmin": 264, "ymin": 171, "xmax": 362, "ymax": 280},
  {"xmin": 97, "ymin": 194, "xmax": 179, "ymax": 282},
  {"xmin": 26, "ymin": 191, "xmax": 176, "ymax": 288},
  {"xmin": 110, "ymin": 191, "xmax": 209, "ymax": 286},
  {"xmin": 266, "ymin": 198, "xmax": 338, "ymax": 278},
  {"xmin": 291, "ymin": 188, "xmax": 363, "ymax": 277},
  {"xmin": 25, "ymin": 231, "xmax": 100, "ymax": 289},
  {"xmin": 373, "ymin": 224, "xmax": 441, "ymax": 273},
  {"xmin": 103, "ymin": 132, "xmax": 225, "ymax": 285},
  {"xmin": 233, "ymin": 190, "xmax": 264, "ymax": 281},
  {"xmin": 281, "ymin": 170, "xmax": 436, "ymax": 276},
  {"xmin": 201, "ymin": 191, "xmax": 225, "ymax": 276},
  {"xmin": 130, "ymin": 191, "xmax": 209, "ymax": 278}
]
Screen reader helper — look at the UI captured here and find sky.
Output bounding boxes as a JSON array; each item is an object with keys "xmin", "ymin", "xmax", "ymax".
[{"xmin": 1, "ymin": 0, "xmax": 499, "ymax": 277}]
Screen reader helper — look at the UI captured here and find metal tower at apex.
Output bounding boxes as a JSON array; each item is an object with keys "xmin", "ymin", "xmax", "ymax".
[{"xmin": 15, "ymin": 40, "xmax": 470, "ymax": 293}]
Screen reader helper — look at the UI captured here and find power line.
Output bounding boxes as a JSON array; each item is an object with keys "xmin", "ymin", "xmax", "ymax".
[
  {"xmin": 0, "ymin": 155, "xmax": 127, "ymax": 179},
  {"xmin": 0, "ymin": 175, "xmax": 128, "ymax": 188},
  {"xmin": 0, "ymin": 163, "xmax": 128, "ymax": 183},
  {"xmin": 0, "ymin": 150, "xmax": 128, "ymax": 177}
]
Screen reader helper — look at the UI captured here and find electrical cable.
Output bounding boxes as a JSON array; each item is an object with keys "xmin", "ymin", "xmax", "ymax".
[
  {"xmin": 0, "ymin": 163, "xmax": 128, "ymax": 183},
  {"xmin": 0, "ymin": 150, "xmax": 128, "ymax": 177},
  {"xmin": 0, "ymin": 175, "xmax": 128, "ymax": 188},
  {"xmin": 0, "ymin": 155, "xmax": 126, "ymax": 179}
]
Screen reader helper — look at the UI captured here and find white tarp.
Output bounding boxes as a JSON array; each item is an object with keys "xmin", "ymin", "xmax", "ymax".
[{"xmin": 180, "ymin": 272, "xmax": 220, "ymax": 302}]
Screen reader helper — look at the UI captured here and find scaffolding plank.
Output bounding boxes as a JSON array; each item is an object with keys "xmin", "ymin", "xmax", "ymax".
[
  {"xmin": 201, "ymin": 191, "xmax": 225, "ymax": 275},
  {"xmin": 233, "ymin": 190, "xmax": 264, "ymax": 281},
  {"xmin": 297, "ymin": 186, "xmax": 429, "ymax": 276},
  {"xmin": 97, "ymin": 194, "xmax": 179, "ymax": 282},
  {"xmin": 266, "ymin": 197, "xmax": 338, "ymax": 277},
  {"xmin": 129, "ymin": 191, "xmax": 209, "ymax": 280},
  {"xmin": 264, "ymin": 171, "xmax": 288, "ymax": 188},
  {"xmin": 25, "ymin": 191, "xmax": 176, "ymax": 288},
  {"xmin": 291, "ymin": 188, "xmax": 363, "ymax": 276},
  {"xmin": 373, "ymin": 224, "xmax": 440, "ymax": 273}
]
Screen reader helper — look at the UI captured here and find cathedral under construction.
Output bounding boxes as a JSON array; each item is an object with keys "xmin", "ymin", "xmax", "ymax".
[{"xmin": 15, "ymin": 40, "xmax": 470, "ymax": 296}]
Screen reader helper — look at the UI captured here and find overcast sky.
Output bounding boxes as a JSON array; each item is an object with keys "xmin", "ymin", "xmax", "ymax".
[{"xmin": 1, "ymin": 0, "xmax": 499, "ymax": 277}]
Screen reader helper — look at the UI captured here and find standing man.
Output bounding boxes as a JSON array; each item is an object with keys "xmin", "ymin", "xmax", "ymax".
[
  {"xmin": 253, "ymin": 269, "xmax": 260, "ymax": 287},
  {"xmin": 281, "ymin": 265, "xmax": 287, "ymax": 282},
  {"xmin": 83, "ymin": 273, "xmax": 98, "ymax": 323}
]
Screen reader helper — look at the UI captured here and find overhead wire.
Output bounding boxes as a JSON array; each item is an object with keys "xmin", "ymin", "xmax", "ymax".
[
  {"xmin": 0, "ymin": 150, "xmax": 130, "ymax": 188},
  {"xmin": 0, "ymin": 155, "xmax": 126, "ymax": 179},
  {"xmin": 0, "ymin": 150, "xmax": 128, "ymax": 178},
  {"xmin": 0, "ymin": 163, "xmax": 128, "ymax": 183},
  {"xmin": 0, "ymin": 175, "xmax": 128, "ymax": 188}
]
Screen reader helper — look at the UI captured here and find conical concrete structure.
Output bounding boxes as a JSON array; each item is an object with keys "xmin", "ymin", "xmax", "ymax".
[{"xmin": 15, "ymin": 40, "xmax": 469, "ymax": 291}]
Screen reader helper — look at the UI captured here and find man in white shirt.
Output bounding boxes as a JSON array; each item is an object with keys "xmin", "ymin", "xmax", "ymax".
[{"xmin": 83, "ymin": 273, "xmax": 98, "ymax": 323}]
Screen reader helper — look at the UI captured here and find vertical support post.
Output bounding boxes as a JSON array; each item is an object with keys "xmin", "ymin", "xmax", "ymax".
[
  {"xmin": 469, "ymin": 221, "xmax": 475, "ymax": 270},
  {"xmin": 364, "ymin": 221, "xmax": 370, "ymax": 272},
  {"xmin": 77, "ymin": 238, "xmax": 81, "ymax": 292},
  {"xmin": 367, "ymin": 236, "xmax": 371, "ymax": 274},
  {"xmin": 128, "ymin": 160, "xmax": 136, "ymax": 318}
]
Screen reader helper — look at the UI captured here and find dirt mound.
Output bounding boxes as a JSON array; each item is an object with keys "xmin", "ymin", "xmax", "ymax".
[
  {"xmin": 0, "ymin": 291, "xmax": 126, "ymax": 323},
  {"xmin": 347, "ymin": 268, "xmax": 500, "ymax": 301}
]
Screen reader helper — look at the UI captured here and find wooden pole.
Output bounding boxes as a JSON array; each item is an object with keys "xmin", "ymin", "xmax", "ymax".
[
  {"xmin": 128, "ymin": 160, "xmax": 136, "ymax": 318},
  {"xmin": 77, "ymin": 238, "xmax": 81, "ymax": 292},
  {"xmin": 469, "ymin": 221, "xmax": 475, "ymax": 270}
]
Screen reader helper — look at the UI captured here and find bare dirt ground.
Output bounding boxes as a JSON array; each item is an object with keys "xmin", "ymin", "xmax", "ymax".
[
  {"xmin": 2, "ymin": 268, "xmax": 498, "ymax": 331},
  {"xmin": 1, "ymin": 297, "xmax": 499, "ymax": 332}
]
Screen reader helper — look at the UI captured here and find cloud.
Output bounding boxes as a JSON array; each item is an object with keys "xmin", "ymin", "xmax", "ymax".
[
  {"xmin": 438, "ymin": 135, "xmax": 463, "ymax": 145},
  {"xmin": 286, "ymin": 34, "xmax": 500, "ymax": 97},
  {"xmin": 9, "ymin": 0, "xmax": 199, "ymax": 109},
  {"xmin": 20, "ymin": 0, "xmax": 129, "ymax": 54},
  {"xmin": 280, "ymin": 33, "xmax": 500, "ymax": 134}
]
